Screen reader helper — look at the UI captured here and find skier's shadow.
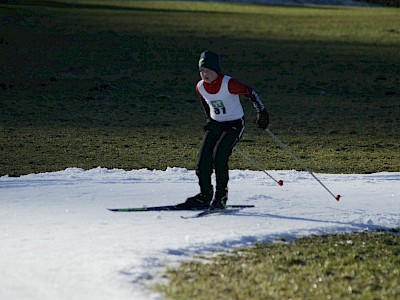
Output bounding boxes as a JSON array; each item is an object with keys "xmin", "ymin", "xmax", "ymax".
[{"xmin": 235, "ymin": 211, "xmax": 392, "ymax": 231}]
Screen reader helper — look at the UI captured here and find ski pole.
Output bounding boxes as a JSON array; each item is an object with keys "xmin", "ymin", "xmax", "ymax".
[
  {"xmin": 236, "ymin": 148, "xmax": 284, "ymax": 186},
  {"xmin": 265, "ymin": 129, "xmax": 341, "ymax": 201}
]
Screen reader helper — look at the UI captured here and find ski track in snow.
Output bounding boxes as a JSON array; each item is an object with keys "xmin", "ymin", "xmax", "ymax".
[{"xmin": 1, "ymin": 167, "xmax": 399, "ymax": 300}]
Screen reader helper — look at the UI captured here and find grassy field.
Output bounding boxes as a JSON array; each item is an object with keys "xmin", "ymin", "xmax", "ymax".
[
  {"xmin": 1, "ymin": 1, "xmax": 399, "ymax": 299},
  {"xmin": 1, "ymin": 0, "xmax": 399, "ymax": 176},
  {"xmin": 156, "ymin": 230, "xmax": 400, "ymax": 299}
]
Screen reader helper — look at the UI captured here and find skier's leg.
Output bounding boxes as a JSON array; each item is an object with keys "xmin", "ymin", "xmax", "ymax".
[
  {"xmin": 178, "ymin": 129, "xmax": 221, "ymax": 208},
  {"xmin": 211, "ymin": 123, "xmax": 244, "ymax": 209},
  {"xmin": 196, "ymin": 129, "xmax": 220, "ymax": 194}
]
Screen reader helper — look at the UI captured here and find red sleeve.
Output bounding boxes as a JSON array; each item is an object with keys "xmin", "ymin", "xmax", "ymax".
[
  {"xmin": 228, "ymin": 78, "xmax": 265, "ymax": 112},
  {"xmin": 227, "ymin": 78, "xmax": 253, "ymax": 97},
  {"xmin": 196, "ymin": 83, "xmax": 211, "ymax": 119},
  {"xmin": 195, "ymin": 84, "xmax": 202, "ymax": 97}
]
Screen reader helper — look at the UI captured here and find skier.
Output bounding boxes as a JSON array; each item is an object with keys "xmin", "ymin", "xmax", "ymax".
[{"xmin": 178, "ymin": 50, "xmax": 269, "ymax": 210}]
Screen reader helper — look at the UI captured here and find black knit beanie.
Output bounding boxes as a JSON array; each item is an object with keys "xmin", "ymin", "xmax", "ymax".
[{"xmin": 198, "ymin": 50, "xmax": 220, "ymax": 74}]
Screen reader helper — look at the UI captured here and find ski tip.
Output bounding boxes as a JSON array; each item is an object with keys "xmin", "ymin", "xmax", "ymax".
[{"xmin": 335, "ymin": 195, "xmax": 341, "ymax": 201}]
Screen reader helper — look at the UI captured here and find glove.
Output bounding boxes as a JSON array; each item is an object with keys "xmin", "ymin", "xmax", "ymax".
[{"xmin": 255, "ymin": 109, "xmax": 269, "ymax": 129}]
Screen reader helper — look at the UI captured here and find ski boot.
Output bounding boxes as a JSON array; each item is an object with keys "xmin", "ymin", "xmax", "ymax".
[
  {"xmin": 177, "ymin": 188, "xmax": 213, "ymax": 209},
  {"xmin": 210, "ymin": 187, "xmax": 228, "ymax": 210}
]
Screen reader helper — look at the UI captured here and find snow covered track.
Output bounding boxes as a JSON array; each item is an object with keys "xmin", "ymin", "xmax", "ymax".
[{"xmin": 1, "ymin": 168, "xmax": 399, "ymax": 300}]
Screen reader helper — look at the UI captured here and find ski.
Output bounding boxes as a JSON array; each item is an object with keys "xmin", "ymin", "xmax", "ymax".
[
  {"xmin": 107, "ymin": 204, "xmax": 254, "ymax": 212},
  {"xmin": 181, "ymin": 207, "xmax": 251, "ymax": 219}
]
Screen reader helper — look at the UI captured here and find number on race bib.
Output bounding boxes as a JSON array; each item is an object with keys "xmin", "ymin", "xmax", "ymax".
[{"xmin": 211, "ymin": 100, "xmax": 227, "ymax": 115}]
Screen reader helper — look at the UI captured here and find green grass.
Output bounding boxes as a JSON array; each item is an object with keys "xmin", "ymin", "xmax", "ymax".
[
  {"xmin": 1, "ymin": 0, "xmax": 400, "ymax": 176},
  {"xmin": 156, "ymin": 230, "xmax": 400, "ymax": 299}
]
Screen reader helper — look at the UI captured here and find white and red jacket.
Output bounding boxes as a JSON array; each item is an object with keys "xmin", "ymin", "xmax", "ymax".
[{"xmin": 196, "ymin": 74, "xmax": 265, "ymax": 122}]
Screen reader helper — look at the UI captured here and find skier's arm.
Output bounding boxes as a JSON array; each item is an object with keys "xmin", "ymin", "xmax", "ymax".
[
  {"xmin": 228, "ymin": 78, "xmax": 265, "ymax": 112},
  {"xmin": 228, "ymin": 78, "xmax": 269, "ymax": 129},
  {"xmin": 196, "ymin": 86, "xmax": 211, "ymax": 119}
]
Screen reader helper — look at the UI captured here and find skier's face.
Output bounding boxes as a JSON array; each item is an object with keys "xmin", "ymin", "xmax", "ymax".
[{"xmin": 200, "ymin": 68, "xmax": 218, "ymax": 83}]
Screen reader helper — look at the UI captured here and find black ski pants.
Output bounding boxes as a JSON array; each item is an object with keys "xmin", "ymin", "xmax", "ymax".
[{"xmin": 196, "ymin": 118, "xmax": 245, "ymax": 194}]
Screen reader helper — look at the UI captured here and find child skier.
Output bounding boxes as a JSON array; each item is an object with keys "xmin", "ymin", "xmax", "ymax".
[{"xmin": 178, "ymin": 50, "xmax": 269, "ymax": 210}]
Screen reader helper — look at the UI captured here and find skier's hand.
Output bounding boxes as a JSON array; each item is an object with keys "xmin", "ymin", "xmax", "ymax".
[{"xmin": 255, "ymin": 109, "xmax": 269, "ymax": 129}]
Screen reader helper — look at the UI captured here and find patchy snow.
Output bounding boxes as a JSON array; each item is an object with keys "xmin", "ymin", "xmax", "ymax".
[{"xmin": 1, "ymin": 167, "xmax": 399, "ymax": 299}]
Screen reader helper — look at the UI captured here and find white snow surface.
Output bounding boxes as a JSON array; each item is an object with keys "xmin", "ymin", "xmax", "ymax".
[{"xmin": 1, "ymin": 167, "xmax": 399, "ymax": 300}]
